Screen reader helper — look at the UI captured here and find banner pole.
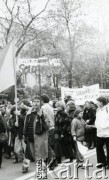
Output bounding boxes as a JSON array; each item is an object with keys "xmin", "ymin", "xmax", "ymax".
[{"xmin": 13, "ymin": 39, "xmax": 18, "ymax": 123}]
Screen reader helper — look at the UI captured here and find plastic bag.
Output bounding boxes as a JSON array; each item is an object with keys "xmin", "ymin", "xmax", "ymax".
[
  {"xmin": 14, "ymin": 136, "xmax": 24, "ymax": 161},
  {"xmin": 77, "ymin": 141, "xmax": 88, "ymax": 155},
  {"xmin": 23, "ymin": 158, "xmax": 30, "ymax": 168},
  {"xmin": 0, "ymin": 133, "xmax": 8, "ymax": 143},
  {"xmin": 74, "ymin": 141, "xmax": 84, "ymax": 162}
]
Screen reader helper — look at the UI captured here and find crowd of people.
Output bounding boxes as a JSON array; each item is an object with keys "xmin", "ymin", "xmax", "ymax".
[{"xmin": 0, "ymin": 95, "xmax": 109, "ymax": 177}]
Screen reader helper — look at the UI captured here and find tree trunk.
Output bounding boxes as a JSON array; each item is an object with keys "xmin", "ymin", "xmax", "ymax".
[
  {"xmin": 68, "ymin": 72, "xmax": 73, "ymax": 88},
  {"xmin": 56, "ymin": 75, "xmax": 58, "ymax": 89}
]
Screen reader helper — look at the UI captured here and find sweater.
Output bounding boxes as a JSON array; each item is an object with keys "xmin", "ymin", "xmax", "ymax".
[
  {"xmin": 83, "ymin": 107, "xmax": 96, "ymax": 125},
  {"xmin": 71, "ymin": 118, "xmax": 86, "ymax": 142},
  {"xmin": 71, "ymin": 117, "xmax": 94, "ymax": 142}
]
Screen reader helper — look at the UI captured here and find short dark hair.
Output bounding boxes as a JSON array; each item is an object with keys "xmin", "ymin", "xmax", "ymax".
[
  {"xmin": 96, "ymin": 96, "xmax": 107, "ymax": 106},
  {"xmin": 74, "ymin": 108, "xmax": 83, "ymax": 117},
  {"xmin": 41, "ymin": 94, "xmax": 49, "ymax": 103},
  {"xmin": 32, "ymin": 95, "xmax": 40, "ymax": 101}
]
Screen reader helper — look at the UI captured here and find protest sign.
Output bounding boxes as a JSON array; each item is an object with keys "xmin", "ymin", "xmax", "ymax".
[
  {"xmin": 99, "ymin": 89, "xmax": 109, "ymax": 97},
  {"xmin": 61, "ymin": 84, "xmax": 99, "ymax": 105}
]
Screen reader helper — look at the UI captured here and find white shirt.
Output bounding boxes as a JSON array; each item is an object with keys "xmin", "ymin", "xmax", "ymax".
[{"xmin": 95, "ymin": 105, "xmax": 109, "ymax": 137}]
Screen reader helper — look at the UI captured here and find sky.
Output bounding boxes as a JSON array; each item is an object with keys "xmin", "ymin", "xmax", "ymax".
[
  {"xmin": 84, "ymin": 0, "xmax": 109, "ymax": 52},
  {"xmin": 84, "ymin": 0, "xmax": 109, "ymax": 32}
]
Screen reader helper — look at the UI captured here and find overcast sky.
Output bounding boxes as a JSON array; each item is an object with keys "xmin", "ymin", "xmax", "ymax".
[
  {"xmin": 0, "ymin": 0, "xmax": 109, "ymax": 49},
  {"xmin": 84, "ymin": 0, "xmax": 109, "ymax": 51},
  {"xmin": 1, "ymin": 0, "xmax": 109, "ymax": 32}
]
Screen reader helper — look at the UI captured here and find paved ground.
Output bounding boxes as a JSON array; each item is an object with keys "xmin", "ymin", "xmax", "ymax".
[
  {"xmin": 0, "ymin": 149, "xmax": 109, "ymax": 180},
  {"xmin": 0, "ymin": 158, "xmax": 36, "ymax": 180}
]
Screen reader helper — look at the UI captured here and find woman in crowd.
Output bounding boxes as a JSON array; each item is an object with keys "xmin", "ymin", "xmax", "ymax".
[
  {"xmin": 52, "ymin": 100, "xmax": 58, "ymax": 117},
  {"xmin": 66, "ymin": 100, "xmax": 76, "ymax": 159},
  {"xmin": 95, "ymin": 96, "xmax": 109, "ymax": 169},
  {"xmin": 54, "ymin": 101, "xmax": 73, "ymax": 164},
  {"xmin": 0, "ymin": 114, "xmax": 6, "ymax": 168},
  {"xmin": 83, "ymin": 101, "xmax": 96, "ymax": 149},
  {"xmin": 71, "ymin": 108, "xmax": 95, "ymax": 164},
  {"xmin": 66, "ymin": 100, "xmax": 76, "ymax": 119},
  {"xmin": 7, "ymin": 106, "xmax": 17, "ymax": 161},
  {"xmin": 7, "ymin": 106, "xmax": 24, "ymax": 163}
]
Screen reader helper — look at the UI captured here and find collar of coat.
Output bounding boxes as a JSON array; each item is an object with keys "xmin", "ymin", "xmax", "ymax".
[{"xmin": 27, "ymin": 107, "xmax": 43, "ymax": 116}]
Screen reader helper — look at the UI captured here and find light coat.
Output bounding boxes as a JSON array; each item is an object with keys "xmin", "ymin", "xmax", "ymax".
[
  {"xmin": 24, "ymin": 108, "xmax": 48, "ymax": 161},
  {"xmin": 95, "ymin": 104, "xmax": 109, "ymax": 137}
]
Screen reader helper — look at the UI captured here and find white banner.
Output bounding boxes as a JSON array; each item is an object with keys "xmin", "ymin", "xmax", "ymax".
[
  {"xmin": 61, "ymin": 84, "xmax": 100, "ymax": 105},
  {"xmin": 99, "ymin": 89, "xmax": 109, "ymax": 97}
]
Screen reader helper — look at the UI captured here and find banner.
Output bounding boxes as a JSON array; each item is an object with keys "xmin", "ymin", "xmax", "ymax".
[
  {"xmin": 0, "ymin": 40, "xmax": 15, "ymax": 92},
  {"xmin": 99, "ymin": 89, "xmax": 109, "ymax": 97},
  {"xmin": 61, "ymin": 84, "xmax": 99, "ymax": 105}
]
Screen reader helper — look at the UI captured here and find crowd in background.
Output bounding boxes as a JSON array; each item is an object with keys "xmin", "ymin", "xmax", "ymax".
[{"xmin": 0, "ymin": 94, "xmax": 109, "ymax": 176}]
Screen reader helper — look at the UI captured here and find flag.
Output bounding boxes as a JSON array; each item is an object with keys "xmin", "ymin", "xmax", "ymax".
[{"xmin": 0, "ymin": 40, "xmax": 16, "ymax": 92}]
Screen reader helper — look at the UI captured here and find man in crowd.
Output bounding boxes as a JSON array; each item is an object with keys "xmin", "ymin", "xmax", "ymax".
[
  {"xmin": 23, "ymin": 96, "xmax": 49, "ymax": 176},
  {"xmin": 41, "ymin": 94, "xmax": 57, "ymax": 170}
]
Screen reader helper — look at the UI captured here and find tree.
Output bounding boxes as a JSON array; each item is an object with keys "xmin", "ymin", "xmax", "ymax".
[
  {"xmin": 0, "ymin": 0, "xmax": 51, "ymax": 56},
  {"xmin": 44, "ymin": 0, "xmax": 90, "ymax": 87}
]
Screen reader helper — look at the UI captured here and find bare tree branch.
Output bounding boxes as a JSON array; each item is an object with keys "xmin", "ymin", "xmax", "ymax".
[
  {"xmin": 11, "ymin": 0, "xmax": 18, "ymax": 13},
  {"xmin": 0, "ymin": 22, "xmax": 7, "ymax": 30},
  {"xmin": 25, "ymin": 0, "xmax": 51, "ymax": 31},
  {"xmin": 27, "ymin": 0, "xmax": 33, "ymax": 19},
  {"xmin": 3, "ymin": 0, "xmax": 12, "ymax": 14}
]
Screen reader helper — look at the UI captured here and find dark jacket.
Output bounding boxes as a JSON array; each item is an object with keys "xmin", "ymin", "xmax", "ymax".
[
  {"xmin": 23, "ymin": 110, "xmax": 48, "ymax": 138},
  {"xmin": 23, "ymin": 112, "xmax": 35, "ymax": 142},
  {"xmin": 18, "ymin": 114, "xmax": 25, "ymax": 140},
  {"xmin": 55, "ymin": 110, "xmax": 72, "ymax": 142},
  {"xmin": 0, "ymin": 115, "xmax": 6, "ymax": 133},
  {"xmin": 8, "ymin": 115, "xmax": 24, "ymax": 140},
  {"xmin": 83, "ymin": 108, "xmax": 96, "ymax": 125},
  {"xmin": 8, "ymin": 115, "xmax": 17, "ymax": 137},
  {"xmin": 54, "ymin": 110, "xmax": 73, "ymax": 158}
]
